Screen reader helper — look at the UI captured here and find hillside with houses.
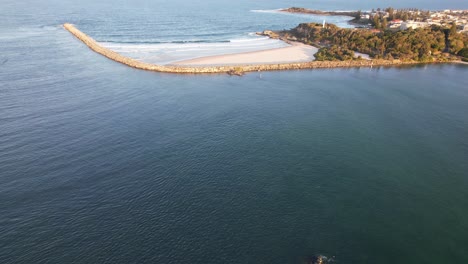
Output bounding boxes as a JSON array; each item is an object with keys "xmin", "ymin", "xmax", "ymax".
[
  {"xmin": 277, "ymin": 7, "xmax": 468, "ymax": 62},
  {"xmin": 282, "ymin": 7, "xmax": 468, "ymax": 32},
  {"xmin": 355, "ymin": 8, "xmax": 468, "ymax": 32}
]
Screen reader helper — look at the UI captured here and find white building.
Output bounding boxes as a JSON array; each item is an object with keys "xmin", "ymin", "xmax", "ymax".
[{"xmin": 400, "ymin": 21, "xmax": 428, "ymax": 30}]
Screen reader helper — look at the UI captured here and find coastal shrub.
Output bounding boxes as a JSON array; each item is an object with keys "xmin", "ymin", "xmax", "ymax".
[
  {"xmin": 281, "ymin": 23, "xmax": 468, "ymax": 61},
  {"xmin": 450, "ymin": 39, "xmax": 465, "ymax": 54},
  {"xmin": 314, "ymin": 46, "xmax": 357, "ymax": 61},
  {"xmin": 458, "ymin": 48, "xmax": 468, "ymax": 58}
]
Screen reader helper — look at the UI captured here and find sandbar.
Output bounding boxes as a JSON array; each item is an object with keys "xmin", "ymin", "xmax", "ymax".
[{"xmin": 171, "ymin": 42, "xmax": 319, "ymax": 66}]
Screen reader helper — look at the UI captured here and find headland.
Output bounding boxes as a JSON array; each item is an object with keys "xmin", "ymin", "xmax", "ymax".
[{"xmin": 280, "ymin": 7, "xmax": 358, "ymax": 18}]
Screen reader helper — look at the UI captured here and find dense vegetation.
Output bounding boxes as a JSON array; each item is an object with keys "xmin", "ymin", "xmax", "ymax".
[
  {"xmin": 458, "ymin": 48, "xmax": 468, "ymax": 62},
  {"xmin": 282, "ymin": 23, "xmax": 468, "ymax": 61},
  {"xmin": 459, "ymin": 48, "xmax": 468, "ymax": 57},
  {"xmin": 314, "ymin": 45, "xmax": 358, "ymax": 61}
]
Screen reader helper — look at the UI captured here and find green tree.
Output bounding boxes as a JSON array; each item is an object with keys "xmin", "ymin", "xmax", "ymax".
[
  {"xmin": 450, "ymin": 39, "xmax": 465, "ymax": 54},
  {"xmin": 355, "ymin": 10, "xmax": 362, "ymax": 20},
  {"xmin": 373, "ymin": 15, "xmax": 381, "ymax": 29},
  {"xmin": 382, "ymin": 18, "xmax": 388, "ymax": 29},
  {"xmin": 458, "ymin": 48, "xmax": 468, "ymax": 58},
  {"xmin": 386, "ymin": 7, "xmax": 395, "ymax": 20},
  {"xmin": 450, "ymin": 23, "xmax": 457, "ymax": 36},
  {"xmin": 402, "ymin": 13, "xmax": 409, "ymax": 21}
]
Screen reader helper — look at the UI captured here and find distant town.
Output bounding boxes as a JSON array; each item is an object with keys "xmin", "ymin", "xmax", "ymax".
[
  {"xmin": 282, "ymin": 7, "xmax": 468, "ymax": 32},
  {"xmin": 268, "ymin": 7, "xmax": 468, "ymax": 63},
  {"xmin": 356, "ymin": 8, "xmax": 468, "ymax": 32}
]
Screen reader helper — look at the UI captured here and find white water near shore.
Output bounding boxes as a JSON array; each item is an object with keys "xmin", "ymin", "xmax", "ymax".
[
  {"xmin": 99, "ymin": 35, "xmax": 289, "ymax": 65},
  {"xmin": 97, "ymin": 9, "xmax": 357, "ymax": 65}
]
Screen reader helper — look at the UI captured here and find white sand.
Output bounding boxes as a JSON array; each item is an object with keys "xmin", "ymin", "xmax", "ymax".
[{"xmin": 171, "ymin": 41, "xmax": 319, "ymax": 66}]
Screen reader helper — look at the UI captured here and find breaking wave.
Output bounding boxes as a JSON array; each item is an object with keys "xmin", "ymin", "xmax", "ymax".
[
  {"xmin": 250, "ymin": 9, "xmax": 284, "ymax": 14},
  {"xmin": 99, "ymin": 34, "xmax": 289, "ymax": 65}
]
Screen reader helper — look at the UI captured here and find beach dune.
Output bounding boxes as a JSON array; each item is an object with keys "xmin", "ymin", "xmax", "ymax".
[{"xmin": 171, "ymin": 42, "xmax": 319, "ymax": 66}]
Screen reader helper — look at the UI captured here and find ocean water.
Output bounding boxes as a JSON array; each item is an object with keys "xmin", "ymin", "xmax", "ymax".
[
  {"xmin": 1, "ymin": 0, "xmax": 468, "ymax": 263},
  {"xmin": 87, "ymin": 5, "xmax": 357, "ymax": 64}
]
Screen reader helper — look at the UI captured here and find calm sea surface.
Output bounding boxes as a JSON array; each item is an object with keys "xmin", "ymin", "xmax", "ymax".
[{"xmin": 1, "ymin": 0, "xmax": 468, "ymax": 263}]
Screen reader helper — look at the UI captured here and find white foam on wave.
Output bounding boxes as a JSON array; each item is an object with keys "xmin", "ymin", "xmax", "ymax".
[
  {"xmin": 250, "ymin": 9, "xmax": 284, "ymax": 14},
  {"xmin": 100, "ymin": 35, "xmax": 289, "ymax": 65}
]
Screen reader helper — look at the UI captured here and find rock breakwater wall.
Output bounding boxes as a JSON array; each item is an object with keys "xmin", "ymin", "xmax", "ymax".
[{"xmin": 63, "ymin": 23, "xmax": 437, "ymax": 74}]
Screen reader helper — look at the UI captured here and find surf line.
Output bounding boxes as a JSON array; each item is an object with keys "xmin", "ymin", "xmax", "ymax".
[{"xmin": 63, "ymin": 23, "xmax": 431, "ymax": 75}]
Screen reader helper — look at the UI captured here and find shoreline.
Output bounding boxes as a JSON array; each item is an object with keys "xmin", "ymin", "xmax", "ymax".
[{"xmin": 63, "ymin": 23, "xmax": 459, "ymax": 75}]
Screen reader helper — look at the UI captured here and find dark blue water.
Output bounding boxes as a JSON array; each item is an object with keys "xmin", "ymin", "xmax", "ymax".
[{"xmin": 1, "ymin": 0, "xmax": 468, "ymax": 263}]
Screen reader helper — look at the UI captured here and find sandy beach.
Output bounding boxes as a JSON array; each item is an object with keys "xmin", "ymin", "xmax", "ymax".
[{"xmin": 171, "ymin": 41, "xmax": 319, "ymax": 66}]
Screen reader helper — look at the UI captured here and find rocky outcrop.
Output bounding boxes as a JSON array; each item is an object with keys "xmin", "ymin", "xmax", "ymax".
[
  {"xmin": 63, "ymin": 23, "xmax": 446, "ymax": 74},
  {"xmin": 281, "ymin": 7, "xmax": 358, "ymax": 18}
]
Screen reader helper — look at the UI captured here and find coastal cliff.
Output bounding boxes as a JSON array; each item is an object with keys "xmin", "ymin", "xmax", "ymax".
[{"xmin": 63, "ymin": 23, "xmax": 444, "ymax": 74}]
